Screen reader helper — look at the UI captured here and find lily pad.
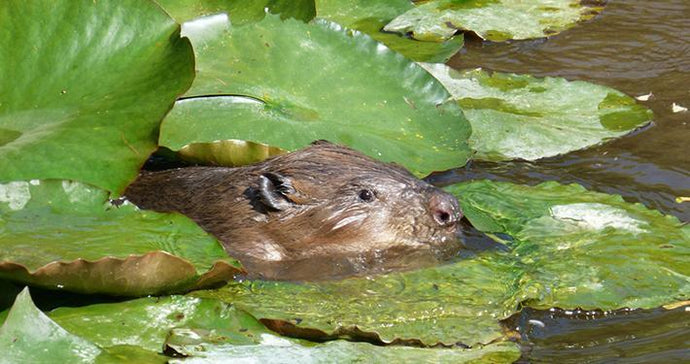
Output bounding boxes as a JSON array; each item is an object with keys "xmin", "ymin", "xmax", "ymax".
[
  {"xmin": 0, "ymin": 180, "xmax": 241, "ymax": 296},
  {"xmin": 421, "ymin": 64, "xmax": 653, "ymax": 161},
  {"xmin": 0, "ymin": 288, "xmax": 103, "ymax": 363},
  {"xmin": 48, "ymin": 295, "xmax": 262, "ymax": 353},
  {"xmin": 384, "ymin": 0, "xmax": 604, "ymax": 42},
  {"xmin": 193, "ymin": 253, "xmax": 520, "ymax": 347},
  {"xmin": 1, "ymin": 290, "xmax": 519, "ymax": 362},
  {"xmin": 448, "ymin": 180, "xmax": 690, "ymax": 310},
  {"xmin": 156, "ymin": 0, "xmax": 315, "ymax": 25},
  {"xmin": 0, "ymin": 0, "xmax": 194, "ymax": 194},
  {"xmin": 162, "ymin": 14, "xmax": 471, "ymax": 176},
  {"xmin": 315, "ymin": 0, "xmax": 464, "ymax": 62}
]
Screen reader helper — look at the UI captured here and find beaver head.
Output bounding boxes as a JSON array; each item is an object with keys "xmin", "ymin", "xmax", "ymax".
[{"xmin": 125, "ymin": 141, "xmax": 464, "ymax": 280}]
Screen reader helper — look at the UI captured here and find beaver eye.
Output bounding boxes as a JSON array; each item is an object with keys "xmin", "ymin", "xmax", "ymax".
[{"xmin": 358, "ymin": 189, "xmax": 376, "ymax": 202}]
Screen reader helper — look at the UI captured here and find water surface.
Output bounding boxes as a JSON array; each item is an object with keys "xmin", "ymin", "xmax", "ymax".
[
  {"xmin": 445, "ymin": 0, "xmax": 690, "ymax": 221},
  {"xmin": 443, "ymin": 0, "xmax": 689, "ymax": 360}
]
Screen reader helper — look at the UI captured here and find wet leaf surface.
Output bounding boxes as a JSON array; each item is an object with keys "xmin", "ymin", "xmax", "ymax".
[
  {"xmin": 421, "ymin": 64, "xmax": 653, "ymax": 161},
  {"xmin": 157, "ymin": 0, "xmax": 316, "ymax": 25},
  {"xmin": 0, "ymin": 181, "xmax": 241, "ymax": 296},
  {"xmin": 0, "ymin": 0, "xmax": 194, "ymax": 193},
  {"xmin": 384, "ymin": 0, "xmax": 604, "ymax": 42},
  {"xmin": 449, "ymin": 180, "xmax": 690, "ymax": 310},
  {"xmin": 161, "ymin": 14, "xmax": 471, "ymax": 176},
  {"xmin": 0, "ymin": 288, "xmax": 102, "ymax": 363},
  {"xmin": 316, "ymin": 0, "xmax": 464, "ymax": 62},
  {"xmin": 192, "ymin": 255, "xmax": 519, "ymax": 346},
  {"xmin": 1, "ymin": 290, "xmax": 520, "ymax": 363}
]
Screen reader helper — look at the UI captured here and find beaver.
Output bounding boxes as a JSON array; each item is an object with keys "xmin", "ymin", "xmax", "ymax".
[{"xmin": 125, "ymin": 141, "xmax": 463, "ymax": 280}]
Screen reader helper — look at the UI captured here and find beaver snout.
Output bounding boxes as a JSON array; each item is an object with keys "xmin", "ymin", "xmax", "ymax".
[{"xmin": 429, "ymin": 191, "xmax": 462, "ymax": 228}]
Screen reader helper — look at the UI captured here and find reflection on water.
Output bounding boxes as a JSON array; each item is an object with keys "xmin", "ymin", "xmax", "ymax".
[
  {"xmin": 446, "ymin": 0, "xmax": 690, "ymax": 221},
  {"xmin": 440, "ymin": 0, "xmax": 690, "ymax": 360},
  {"xmin": 506, "ymin": 305, "xmax": 690, "ymax": 362}
]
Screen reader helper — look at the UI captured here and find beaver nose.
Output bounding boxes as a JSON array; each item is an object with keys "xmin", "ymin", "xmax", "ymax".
[{"xmin": 429, "ymin": 191, "xmax": 462, "ymax": 227}]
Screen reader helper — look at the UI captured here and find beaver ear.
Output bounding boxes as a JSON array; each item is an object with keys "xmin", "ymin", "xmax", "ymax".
[{"xmin": 257, "ymin": 172, "xmax": 295, "ymax": 211}]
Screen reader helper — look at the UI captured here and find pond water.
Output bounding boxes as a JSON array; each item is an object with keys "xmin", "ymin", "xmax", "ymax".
[
  {"xmin": 438, "ymin": 0, "xmax": 690, "ymax": 222},
  {"xmin": 439, "ymin": 0, "xmax": 689, "ymax": 360}
]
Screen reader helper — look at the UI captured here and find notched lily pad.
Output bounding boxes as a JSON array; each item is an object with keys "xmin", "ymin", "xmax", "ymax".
[
  {"xmin": 384, "ymin": 0, "xmax": 605, "ymax": 42},
  {"xmin": 0, "ymin": 180, "xmax": 241, "ymax": 296},
  {"xmin": 0, "ymin": 0, "xmax": 195, "ymax": 193},
  {"xmin": 164, "ymin": 14, "xmax": 471, "ymax": 176},
  {"xmin": 421, "ymin": 64, "xmax": 653, "ymax": 161}
]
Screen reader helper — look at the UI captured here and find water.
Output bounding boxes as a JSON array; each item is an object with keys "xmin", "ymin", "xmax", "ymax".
[
  {"xmin": 440, "ymin": 0, "xmax": 690, "ymax": 360},
  {"xmin": 443, "ymin": 0, "xmax": 690, "ymax": 221}
]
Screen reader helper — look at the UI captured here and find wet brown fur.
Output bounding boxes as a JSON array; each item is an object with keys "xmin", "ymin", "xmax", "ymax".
[{"xmin": 125, "ymin": 141, "xmax": 462, "ymax": 280}]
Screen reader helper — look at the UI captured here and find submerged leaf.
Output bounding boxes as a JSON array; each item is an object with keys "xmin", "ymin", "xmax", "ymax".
[
  {"xmin": 316, "ymin": 0, "xmax": 464, "ymax": 62},
  {"xmin": 384, "ymin": 0, "xmax": 604, "ymax": 42},
  {"xmin": 162, "ymin": 14, "xmax": 471, "ymax": 176},
  {"xmin": 192, "ymin": 254, "xmax": 519, "ymax": 346},
  {"xmin": 0, "ymin": 0, "xmax": 194, "ymax": 193},
  {"xmin": 421, "ymin": 64, "xmax": 653, "ymax": 161},
  {"xmin": 448, "ymin": 180, "xmax": 690, "ymax": 310},
  {"xmin": 0, "ymin": 180, "xmax": 241, "ymax": 296}
]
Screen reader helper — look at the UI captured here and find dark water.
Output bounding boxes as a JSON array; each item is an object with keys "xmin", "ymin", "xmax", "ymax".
[
  {"xmin": 441, "ymin": 0, "xmax": 690, "ymax": 361},
  {"xmin": 443, "ymin": 0, "xmax": 690, "ymax": 222}
]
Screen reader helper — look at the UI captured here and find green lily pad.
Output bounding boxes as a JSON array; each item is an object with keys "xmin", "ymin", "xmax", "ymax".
[
  {"xmin": 421, "ymin": 64, "xmax": 653, "ymax": 161},
  {"xmin": 448, "ymin": 180, "xmax": 690, "ymax": 310},
  {"xmin": 384, "ymin": 0, "xmax": 604, "ymax": 42},
  {"xmin": 2, "ymin": 290, "xmax": 519, "ymax": 362},
  {"xmin": 192, "ymin": 253, "xmax": 520, "ymax": 346},
  {"xmin": 49, "ymin": 295, "xmax": 262, "ymax": 353},
  {"xmin": 0, "ymin": 288, "xmax": 102, "ymax": 363},
  {"xmin": 156, "ymin": 0, "xmax": 315, "ymax": 25},
  {"xmin": 162, "ymin": 14, "xmax": 471, "ymax": 176},
  {"xmin": 0, "ymin": 0, "xmax": 194, "ymax": 194},
  {"xmin": 0, "ymin": 180, "xmax": 241, "ymax": 296},
  {"xmin": 315, "ymin": 0, "xmax": 464, "ymax": 62},
  {"xmin": 1, "ymin": 290, "xmax": 256, "ymax": 362}
]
